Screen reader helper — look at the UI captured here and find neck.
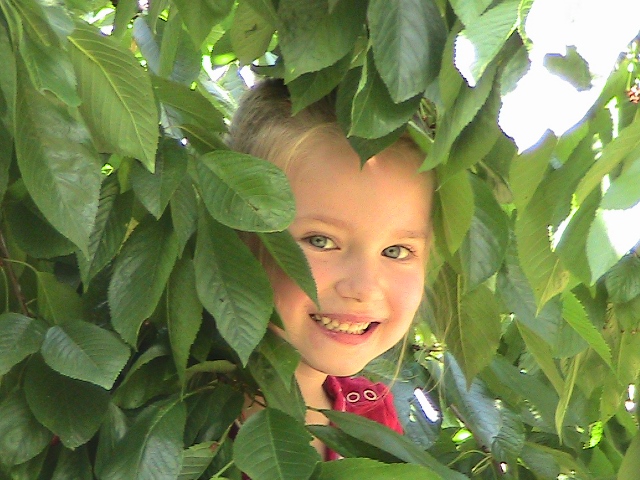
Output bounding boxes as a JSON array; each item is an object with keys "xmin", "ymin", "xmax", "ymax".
[
  {"xmin": 295, "ymin": 362, "xmax": 331, "ymax": 411},
  {"xmin": 295, "ymin": 362, "xmax": 331, "ymax": 457}
]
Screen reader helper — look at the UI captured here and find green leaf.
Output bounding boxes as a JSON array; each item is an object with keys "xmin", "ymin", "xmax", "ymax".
[
  {"xmin": 248, "ymin": 335, "xmax": 306, "ymax": 422},
  {"xmin": 435, "ymin": 170, "xmax": 474, "ymax": 254},
  {"xmin": 178, "ymin": 442, "xmax": 217, "ymax": 480},
  {"xmin": 509, "ymin": 130, "xmax": 556, "ymax": 213},
  {"xmin": 575, "ymin": 112, "xmax": 640, "ymax": 204},
  {"xmin": 428, "ymin": 61, "xmax": 496, "ymax": 168},
  {"xmin": 97, "ymin": 397, "xmax": 186, "ymax": 480},
  {"xmin": 449, "ymin": 0, "xmax": 492, "ymax": 25},
  {"xmin": 233, "ymin": 408, "xmax": 320, "ymax": 480},
  {"xmin": 24, "ymin": 355, "xmax": 110, "ymax": 449},
  {"xmin": 438, "ymin": 25, "xmax": 463, "ymax": 110},
  {"xmin": 554, "ymin": 353, "xmax": 581, "ymax": 441},
  {"xmin": 108, "ymin": 215, "xmax": 179, "ymax": 345},
  {"xmin": 256, "ymin": 330, "xmax": 301, "ymax": 392},
  {"xmin": 230, "ymin": 0, "xmax": 275, "ymax": 64},
  {"xmin": 78, "ymin": 182, "xmax": 133, "ymax": 287},
  {"xmin": 288, "ymin": 54, "xmax": 351, "ymax": 115},
  {"xmin": 348, "ymin": 126, "xmax": 406, "ymax": 165},
  {"xmin": 322, "ymin": 410, "xmax": 466, "ymax": 480},
  {"xmin": 618, "ymin": 432, "xmax": 640, "ymax": 480},
  {"xmin": 258, "ymin": 230, "xmax": 318, "ymax": 305},
  {"xmin": 36, "ymin": 271, "xmax": 86, "ymax": 325},
  {"xmin": 195, "ymin": 213, "xmax": 272, "ymax": 365},
  {"xmin": 317, "ymin": 458, "xmax": 443, "ymax": 480},
  {"xmin": 40, "ymin": 320, "xmax": 131, "ymax": 390},
  {"xmin": 442, "ymin": 353, "xmax": 525, "ymax": 462},
  {"xmin": 0, "ymin": 20, "xmax": 16, "ymax": 122},
  {"xmin": 184, "ymin": 360, "xmax": 236, "ymax": 379},
  {"xmin": 130, "ymin": 138, "xmax": 188, "ymax": 219},
  {"xmin": 447, "ymin": 284, "xmax": 502, "ymax": 383},
  {"xmin": 51, "ymin": 446, "xmax": 92, "ymax": 480},
  {"xmin": 4, "ymin": 202, "xmax": 76, "ymax": 259},
  {"xmin": 183, "ymin": 384, "xmax": 244, "ymax": 445},
  {"xmin": 18, "ymin": 32, "xmax": 80, "ymax": 107},
  {"xmin": 158, "ymin": 12, "xmax": 183, "ymax": 78},
  {"xmin": 586, "ymin": 207, "xmax": 639, "ymax": 283},
  {"xmin": 4, "ymin": 0, "xmax": 59, "ymax": 46},
  {"xmin": 556, "ymin": 190, "xmax": 599, "ymax": 284},
  {"xmin": 167, "ymin": 257, "xmax": 202, "ymax": 384},
  {"xmin": 460, "ymin": 175, "xmax": 510, "ymax": 290},
  {"xmin": 498, "ymin": 246, "xmax": 586, "ymax": 359},
  {"xmin": 112, "ymin": 347, "xmax": 177, "ymax": 410},
  {"xmin": 172, "ymin": 0, "xmax": 234, "ymax": 47},
  {"xmin": 441, "ymin": 86, "xmax": 502, "ymax": 177},
  {"xmin": 0, "ymin": 313, "xmax": 47, "ymax": 376},
  {"xmin": 600, "ymin": 156, "xmax": 640, "ymax": 210},
  {"xmin": 500, "ymin": 43, "xmax": 531, "ymax": 95},
  {"xmin": 196, "ymin": 150, "xmax": 295, "ymax": 232},
  {"xmin": 515, "ymin": 322, "xmax": 564, "ymax": 395},
  {"xmin": 489, "ymin": 356, "xmax": 559, "ymax": 431},
  {"xmin": 278, "ymin": 0, "xmax": 366, "ymax": 82},
  {"xmin": 615, "ymin": 325, "xmax": 640, "ymax": 387},
  {"xmin": 543, "ymin": 46, "xmax": 593, "ymax": 91},
  {"xmin": 14, "ymin": 64, "xmax": 102, "ymax": 257},
  {"xmin": 368, "ymin": 0, "xmax": 446, "ymax": 103},
  {"xmin": 133, "ymin": 15, "xmax": 201, "ymax": 84},
  {"xmin": 515, "ymin": 189, "xmax": 570, "ymax": 310},
  {"xmin": 520, "ymin": 442, "xmax": 590, "ymax": 480},
  {"xmin": 605, "ymin": 253, "xmax": 640, "ymax": 303},
  {"xmin": 562, "ymin": 292, "xmax": 612, "ymax": 367},
  {"xmin": 170, "ymin": 177, "xmax": 198, "ymax": 254},
  {"xmin": 349, "ymin": 51, "xmax": 421, "ymax": 139},
  {"xmin": 68, "ymin": 22, "xmax": 159, "ymax": 171},
  {"xmin": 112, "ymin": 0, "xmax": 139, "ymax": 38},
  {"xmin": 0, "ymin": 390, "xmax": 51, "ymax": 467},
  {"xmin": 454, "ymin": 1, "xmax": 519, "ymax": 86},
  {"xmin": 0, "ymin": 122, "xmax": 12, "ymax": 205},
  {"xmin": 243, "ymin": 0, "xmax": 278, "ymax": 26},
  {"xmin": 151, "ymin": 76, "xmax": 226, "ymax": 134},
  {"xmin": 307, "ymin": 424, "xmax": 402, "ymax": 462}
]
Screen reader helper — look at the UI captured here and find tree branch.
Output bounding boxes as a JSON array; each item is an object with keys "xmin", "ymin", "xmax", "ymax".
[{"xmin": 0, "ymin": 228, "xmax": 30, "ymax": 316}]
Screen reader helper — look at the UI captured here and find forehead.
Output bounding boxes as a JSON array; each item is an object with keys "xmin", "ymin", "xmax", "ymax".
[{"xmin": 286, "ymin": 136, "xmax": 433, "ymax": 234}]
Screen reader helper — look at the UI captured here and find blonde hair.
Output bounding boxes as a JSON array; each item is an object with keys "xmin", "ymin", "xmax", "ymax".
[
  {"xmin": 228, "ymin": 78, "xmax": 424, "ymax": 172},
  {"xmin": 228, "ymin": 79, "xmax": 342, "ymax": 171}
]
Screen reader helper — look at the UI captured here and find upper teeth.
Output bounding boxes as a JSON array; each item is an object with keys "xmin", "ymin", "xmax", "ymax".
[{"xmin": 311, "ymin": 314, "xmax": 370, "ymax": 335}]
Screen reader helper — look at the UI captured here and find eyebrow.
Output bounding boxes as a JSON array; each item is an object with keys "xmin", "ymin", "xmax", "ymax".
[{"xmin": 296, "ymin": 214, "xmax": 429, "ymax": 240}]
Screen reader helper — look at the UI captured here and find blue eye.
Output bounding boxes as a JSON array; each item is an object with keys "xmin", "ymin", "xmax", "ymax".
[
  {"xmin": 382, "ymin": 245, "xmax": 410, "ymax": 259},
  {"xmin": 305, "ymin": 235, "xmax": 337, "ymax": 250}
]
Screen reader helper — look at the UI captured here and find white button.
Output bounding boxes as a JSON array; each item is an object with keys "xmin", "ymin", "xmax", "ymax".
[
  {"xmin": 363, "ymin": 389, "xmax": 378, "ymax": 401},
  {"xmin": 346, "ymin": 392, "xmax": 360, "ymax": 403}
]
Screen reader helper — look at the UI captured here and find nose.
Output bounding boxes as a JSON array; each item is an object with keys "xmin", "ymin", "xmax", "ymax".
[{"xmin": 334, "ymin": 253, "xmax": 384, "ymax": 303}]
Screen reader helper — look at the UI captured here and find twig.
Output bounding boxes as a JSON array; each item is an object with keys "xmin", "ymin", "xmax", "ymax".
[{"xmin": 0, "ymin": 228, "xmax": 30, "ymax": 316}]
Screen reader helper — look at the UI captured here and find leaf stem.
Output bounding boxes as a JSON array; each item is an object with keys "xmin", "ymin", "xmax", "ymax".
[
  {"xmin": 0, "ymin": 229, "xmax": 30, "ymax": 316},
  {"xmin": 210, "ymin": 458, "xmax": 235, "ymax": 479},
  {"xmin": 0, "ymin": 263, "xmax": 9, "ymax": 312}
]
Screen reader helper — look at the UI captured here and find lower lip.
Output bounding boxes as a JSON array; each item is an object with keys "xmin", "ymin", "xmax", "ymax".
[{"xmin": 312, "ymin": 319, "xmax": 379, "ymax": 345}]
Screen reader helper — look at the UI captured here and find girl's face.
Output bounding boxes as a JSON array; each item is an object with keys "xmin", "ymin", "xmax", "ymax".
[{"xmin": 266, "ymin": 135, "xmax": 433, "ymax": 378}]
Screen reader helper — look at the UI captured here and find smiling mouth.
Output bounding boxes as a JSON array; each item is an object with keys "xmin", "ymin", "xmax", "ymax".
[{"xmin": 310, "ymin": 314, "xmax": 375, "ymax": 335}]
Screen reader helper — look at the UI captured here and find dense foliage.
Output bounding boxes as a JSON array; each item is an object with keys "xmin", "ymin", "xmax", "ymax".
[{"xmin": 0, "ymin": 0, "xmax": 639, "ymax": 478}]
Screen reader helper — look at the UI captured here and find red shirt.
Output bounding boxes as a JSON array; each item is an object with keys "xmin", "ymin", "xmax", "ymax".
[{"xmin": 323, "ymin": 375, "xmax": 403, "ymax": 460}]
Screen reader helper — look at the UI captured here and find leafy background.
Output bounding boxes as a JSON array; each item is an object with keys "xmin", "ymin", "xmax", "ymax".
[{"xmin": 0, "ymin": 0, "xmax": 639, "ymax": 479}]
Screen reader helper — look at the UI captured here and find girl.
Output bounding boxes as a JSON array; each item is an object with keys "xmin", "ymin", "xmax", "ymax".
[{"xmin": 229, "ymin": 79, "xmax": 435, "ymax": 460}]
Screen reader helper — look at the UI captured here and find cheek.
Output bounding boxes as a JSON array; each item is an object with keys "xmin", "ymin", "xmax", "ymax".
[{"xmin": 391, "ymin": 269, "xmax": 425, "ymax": 319}]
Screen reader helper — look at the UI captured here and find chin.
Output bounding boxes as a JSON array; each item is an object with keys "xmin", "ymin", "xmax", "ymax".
[{"xmin": 320, "ymin": 362, "xmax": 368, "ymax": 378}]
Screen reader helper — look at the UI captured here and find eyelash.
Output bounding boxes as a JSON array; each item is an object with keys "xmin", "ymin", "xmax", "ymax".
[{"xmin": 303, "ymin": 235, "xmax": 416, "ymax": 260}]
